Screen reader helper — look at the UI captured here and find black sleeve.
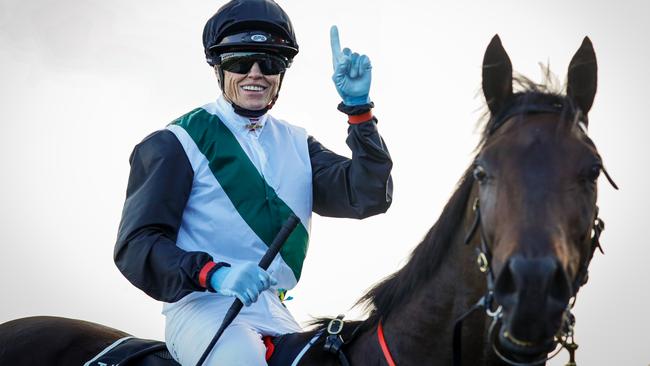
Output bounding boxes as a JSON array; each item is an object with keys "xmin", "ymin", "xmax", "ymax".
[
  {"xmin": 114, "ymin": 130, "xmax": 214, "ymax": 303},
  {"xmin": 309, "ymin": 118, "xmax": 393, "ymax": 219}
]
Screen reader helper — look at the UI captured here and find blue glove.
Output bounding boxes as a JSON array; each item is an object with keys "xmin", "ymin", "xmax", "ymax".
[
  {"xmin": 210, "ymin": 262, "xmax": 277, "ymax": 306},
  {"xmin": 330, "ymin": 25, "xmax": 372, "ymax": 106}
]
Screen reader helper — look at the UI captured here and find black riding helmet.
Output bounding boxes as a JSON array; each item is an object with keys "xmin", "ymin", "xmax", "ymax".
[
  {"xmin": 203, "ymin": 0, "xmax": 299, "ymax": 66},
  {"xmin": 203, "ymin": 0, "xmax": 299, "ymax": 117}
]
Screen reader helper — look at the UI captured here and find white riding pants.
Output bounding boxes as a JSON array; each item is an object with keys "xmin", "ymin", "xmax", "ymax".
[{"xmin": 164, "ymin": 291, "xmax": 301, "ymax": 366}]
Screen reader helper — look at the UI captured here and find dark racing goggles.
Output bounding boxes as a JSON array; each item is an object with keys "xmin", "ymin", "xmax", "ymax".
[{"xmin": 218, "ymin": 52, "xmax": 287, "ymax": 75}]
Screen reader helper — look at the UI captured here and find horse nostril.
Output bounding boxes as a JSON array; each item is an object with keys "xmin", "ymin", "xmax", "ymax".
[
  {"xmin": 494, "ymin": 259, "xmax": 517, "ymax": 307},
  {"xmin": 549, "ymin": 260, "xmax": 571, "ymax": 304}
]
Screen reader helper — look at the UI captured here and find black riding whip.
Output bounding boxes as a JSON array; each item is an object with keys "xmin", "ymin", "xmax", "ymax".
[{"xmin": 195, "ymin": 213, "xmax": 301, "ymax": 366}]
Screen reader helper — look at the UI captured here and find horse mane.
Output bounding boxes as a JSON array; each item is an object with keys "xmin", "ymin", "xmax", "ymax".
[
  {"xmin": 355, "ymin": 167, "xmax": 476, "ymax": 326},
  {"xmin": 355, "ymin": 71, "xmax": 578, "ymax": 326}
]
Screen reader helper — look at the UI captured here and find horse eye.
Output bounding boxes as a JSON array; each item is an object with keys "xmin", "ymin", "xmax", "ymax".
[
  {"xmin": 473, "ymin": 165, "xmax": 488, "ymax": 183},
  {"xmin": 585, "ymin": 165, "xmax": 601, "ymax": 182}
]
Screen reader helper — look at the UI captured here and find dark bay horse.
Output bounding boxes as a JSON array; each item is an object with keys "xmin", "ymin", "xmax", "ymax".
[{"xmin": 0, "ymin": 35, "xmax": 614, "ymax": 365}]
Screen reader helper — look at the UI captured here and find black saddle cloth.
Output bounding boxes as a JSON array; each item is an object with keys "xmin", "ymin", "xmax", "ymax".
[
  {"xmin": 268, "ymin": 320, "xmax": 361, "ymax": 365},
  {"xmin": 87, "ymin": 328, "xmax": 334, "ymax": 365},
  {"xmin": 86, "ymin": 335, "xmax": 310, "ymax": 366},
  {"xmin": 267, "ymin": 331, "xmax": 322, "ymax": 365},
  {"xmin": 85, "ymin": 337, "xmax": 178, "ymax": 366}
]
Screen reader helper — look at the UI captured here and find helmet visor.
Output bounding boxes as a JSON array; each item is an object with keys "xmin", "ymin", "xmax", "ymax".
[{"xmin": 219, "ymin": 52, "xmax": 287, "ymax": 75}]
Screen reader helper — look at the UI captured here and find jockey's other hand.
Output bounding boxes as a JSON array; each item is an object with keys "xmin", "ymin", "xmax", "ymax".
[
  {"xmin": 330, "ymin": 25, "xmax": 372, "ymax": 106},
  {"xmin": 210, "ymin": 262, "xmax": 278, "ymax": 306}
]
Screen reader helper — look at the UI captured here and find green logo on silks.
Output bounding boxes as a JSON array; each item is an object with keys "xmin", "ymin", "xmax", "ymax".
[{"xmin": 278, "ymin": 288, "xmax": 293, "ymax": 303}]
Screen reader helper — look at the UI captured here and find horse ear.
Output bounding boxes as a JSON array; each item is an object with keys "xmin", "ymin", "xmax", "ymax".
[
  {"xmin": 482, "ymin": 34, "xmax": 513, "ymax": 115},
  {"xmin": 567, "ymin": 37, "xmax": 597, "ymax": 118}
]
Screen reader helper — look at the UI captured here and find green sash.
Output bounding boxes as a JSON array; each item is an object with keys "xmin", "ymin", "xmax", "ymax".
[{"xmin": 171, "ymin": 108, "xmax": 309, "ymax": 281}]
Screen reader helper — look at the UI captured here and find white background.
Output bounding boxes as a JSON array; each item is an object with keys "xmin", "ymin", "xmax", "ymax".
[{"xmin": 1, "ymin": 0, "xmax": 648, "ymax": 364}]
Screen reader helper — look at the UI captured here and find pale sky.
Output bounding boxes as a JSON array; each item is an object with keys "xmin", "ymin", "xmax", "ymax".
[{"xmin": 1, "ymin": 0, "xmax": 649, "ymax": 364}]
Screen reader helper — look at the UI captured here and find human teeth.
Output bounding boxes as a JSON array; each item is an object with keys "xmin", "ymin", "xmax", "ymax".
[{"xmin": 242, "ymin": 85, "xmax": 265, "ymax": 91}]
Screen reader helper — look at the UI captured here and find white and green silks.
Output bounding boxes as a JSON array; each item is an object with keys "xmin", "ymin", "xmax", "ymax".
[{"xmin": 164, "ymin": 96, "xmax": 312, "ymax": 311}]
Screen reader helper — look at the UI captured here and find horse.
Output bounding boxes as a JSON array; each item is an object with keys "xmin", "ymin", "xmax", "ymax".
[{"xmin": 0, "ymin": 35, "xmax": 615, "ymax": 366}]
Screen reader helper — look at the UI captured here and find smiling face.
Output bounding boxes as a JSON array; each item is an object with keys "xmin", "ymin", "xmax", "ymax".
[{"xmin": 218, "ymin": 62, "xmax": 281, "ymax": 110}]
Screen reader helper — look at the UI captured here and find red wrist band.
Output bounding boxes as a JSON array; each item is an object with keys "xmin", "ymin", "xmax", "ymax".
[
  {"xmin": 348, "ymin": 111, "xmax": 373, "ymax": 124},
  {"xmin": 198, "ymin": 261, "xmax": 217, "ymax": 288}
]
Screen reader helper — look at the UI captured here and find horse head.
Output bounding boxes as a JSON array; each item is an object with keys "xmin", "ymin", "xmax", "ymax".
[{"xmin": 472, "ymin": 35, "xmax": 614, "ymax": 362}]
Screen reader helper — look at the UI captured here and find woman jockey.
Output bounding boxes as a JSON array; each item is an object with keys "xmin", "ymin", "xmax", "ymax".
[{"xmin": 114, "ymin": 0, "xmax": 393, "ymax": 364}]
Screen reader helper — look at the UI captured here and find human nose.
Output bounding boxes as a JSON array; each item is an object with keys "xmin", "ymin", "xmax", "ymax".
[{"xmin": 247, "ymin": 62, "xmax": 263, "ymax": 77}]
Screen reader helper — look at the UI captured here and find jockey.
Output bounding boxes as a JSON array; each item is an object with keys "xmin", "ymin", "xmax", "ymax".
[{"xmin": 114, "ymin": 0, "xmax": 392, "ymax": 365}]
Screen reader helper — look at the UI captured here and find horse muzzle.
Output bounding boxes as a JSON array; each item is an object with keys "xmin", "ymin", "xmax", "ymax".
[{"xmin": 492, "ymin": 255, "xmax": 572, "ymax": 358}]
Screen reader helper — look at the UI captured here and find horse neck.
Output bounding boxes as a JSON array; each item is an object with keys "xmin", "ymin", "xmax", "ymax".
[{"xmin": 351, "ymin": 187, "xmax": 495, "ymax": 365}]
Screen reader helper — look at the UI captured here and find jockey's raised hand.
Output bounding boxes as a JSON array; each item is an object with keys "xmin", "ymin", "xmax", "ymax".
[
  {"xmin": 210, "ymin": 262, "xmax": 277, "ymax": 306},
  {"xmin": 330, "ymin": 25, "xmax": 372, "ymax": 106}
]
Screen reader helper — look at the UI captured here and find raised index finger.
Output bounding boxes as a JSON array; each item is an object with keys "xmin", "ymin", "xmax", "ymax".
[{"xmin": 330, "ymin": 25, "xmax": 342, "ymax": 69}]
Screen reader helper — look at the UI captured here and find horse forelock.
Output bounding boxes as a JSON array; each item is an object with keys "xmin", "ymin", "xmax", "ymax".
[{"xmin": 477, "ymin": 73, "xmax": 580, "ymax": 149}]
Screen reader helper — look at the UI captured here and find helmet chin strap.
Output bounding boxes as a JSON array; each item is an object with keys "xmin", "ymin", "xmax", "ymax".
[
  {"xmin": 228, "ymin": 98, "xmax": 271, "ymax": 118},
  {"xmin": 216, "ymin": 66, "xmax": 284, "ymax": 118}
]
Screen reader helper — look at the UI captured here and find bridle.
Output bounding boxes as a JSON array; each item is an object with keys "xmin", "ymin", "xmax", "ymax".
[
  {"xmin": 372, "ymin": 102, "xmax": 617, "ymax": 366},
  {"xmin": 452, "ymin": 195, "xmax": 606, "ymax": 366},
  {"xmin": 451, "ymin": 103, "xmax": 618, "ymax": 366},
  {"xmin": 373, "ymin": 190, "xmax": 608, "ymax": 366}
]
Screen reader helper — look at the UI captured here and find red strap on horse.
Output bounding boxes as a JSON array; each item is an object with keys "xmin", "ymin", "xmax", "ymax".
[{"xmin": 377, "ymin": 320, "xmax": 397, "ymax": 366}]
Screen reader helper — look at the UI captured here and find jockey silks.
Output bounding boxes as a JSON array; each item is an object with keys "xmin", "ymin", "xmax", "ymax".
[
  {"xmin": 115, "ymin": 95, "xmax": 393, "ymax": 304},
  {"xmin": 166, "ymin": 97, "xmax": 312, "ymax": 300}
]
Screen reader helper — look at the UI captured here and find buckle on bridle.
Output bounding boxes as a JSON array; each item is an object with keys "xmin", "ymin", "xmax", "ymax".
[
  {"xmin": 327, "ymin": 315, "xmax": 344, "ymax": 335},
  {"xmin": 477, "ymin": 251, "xmax": 490, "ymax": 273},
  {"xmin": 324, "ymin": 314, "xmax": 346, "ymax": 356},
  {"xmin": 323, "ymin": 314, "xmax": 356, "ymax": 366}
]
